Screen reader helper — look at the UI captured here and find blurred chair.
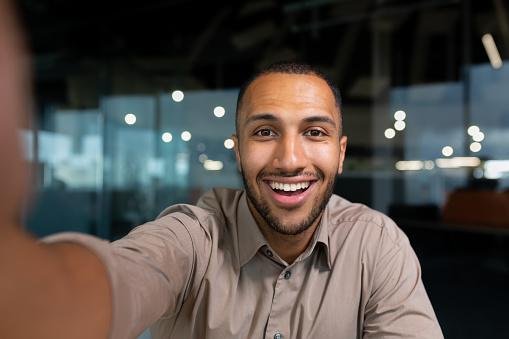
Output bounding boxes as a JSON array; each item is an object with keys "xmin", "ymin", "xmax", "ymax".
[{"xmin": 442, "ymin": 189, "xmax": 509, "ymax": 228}]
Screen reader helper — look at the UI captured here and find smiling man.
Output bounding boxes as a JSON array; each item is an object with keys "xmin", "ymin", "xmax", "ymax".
[
  {"xmin": 234, "ymin": 68, "xmax": 347, "ymax": 264},
  {"xmin": 0, "ymin": 7, "xmax": 442, "ymax": 336}
]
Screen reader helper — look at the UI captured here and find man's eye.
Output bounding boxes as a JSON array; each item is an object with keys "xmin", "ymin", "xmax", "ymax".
[
  {"xmin": 255, "ymin": 129, "xmax": 276, "ymax": 137},
  {"xmin": 304, "ymin": 129, "xmax": 325, "ymax": 137}
]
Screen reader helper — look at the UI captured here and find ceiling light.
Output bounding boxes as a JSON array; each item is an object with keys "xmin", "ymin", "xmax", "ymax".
[
  {"xmin": 384, "ymin": 128, "xmax": 396, "ymax": 139},
  {"xmin": 470, "ymin": 142, "xmax": 481, "ymax": 152},
  {"xmin": 441, "ymin": 146, "xmax": 453, "ymax": 157},
  {"xmin": 482, "ymin": 33, "xmax": 503, "ymax": 69},
  {"xmin": 124, "ymin": 113, "xmax": 136, "ymax": 125},
  {"xmin": 394, "ymin": 110, "xmax": 406, "ymax": 121},
  {"xmin": 435, "ymin": 157, "xmax": 481, "ymax": 168},
  {"xmin": 467, "ymin": 125, "xmax": 480, "ymax": 136},
  {"xmin": 394, "ymin": 120, "xmax": 406, "ymax": 131},
  {"xmin": 161, "ymin": 132, "xmax": 173, "ymax": 143},
  {"xmin": 171, "ymin": 90, "xmax": 184, "ymax": 102},
  {"xmin": 214, "ymin": 106, "xmax": 226, "ymax": 118},
  {"xmin": 395, "ymin": 160, "xmax": 424, "ymax": 171},
  {"xmin": 204, "ymin": 160, "xmax": 223, "ymax": 171},
  {"xmin": 472, "ymin": 132, "xmax": 485, "ymax": 142},
  {"xmin": 224, "ymin": 138, "xmax": 234, "ymax": 149},
  {"xmin": 181, "ymin": 131, "xmax": 192, "ymax": 142}
]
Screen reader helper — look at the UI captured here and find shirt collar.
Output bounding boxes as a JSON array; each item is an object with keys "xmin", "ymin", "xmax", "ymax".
[
  {"xmin": 236, "ymin": 191, "xmax": 332, "ymax": 269},
  {"xmin": 237, "ymin": 193, "xmax": 269, "ymax": 267},
  {"xmin": 315, "ymin": 203, "xmax": 332, "ymax": 269}
]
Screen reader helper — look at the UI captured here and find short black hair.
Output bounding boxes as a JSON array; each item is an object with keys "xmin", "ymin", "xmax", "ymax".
[{"xmin": 235, "ymin": 61, "xmax": 343, "ymax": 135}]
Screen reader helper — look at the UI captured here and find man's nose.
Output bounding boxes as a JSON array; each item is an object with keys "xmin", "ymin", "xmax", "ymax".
[{"xmin": 272, "ymin": 134, "xmax": 307, "ymax": 173}]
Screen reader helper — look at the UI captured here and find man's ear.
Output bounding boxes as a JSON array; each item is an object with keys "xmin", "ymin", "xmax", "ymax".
[
  {"xmin": 232, "ymin": 134, "xmax": 242, "ymax": 172},
  {"xmin": 337, "ymin": 136, "xmax": 348, "ymax": 175}
]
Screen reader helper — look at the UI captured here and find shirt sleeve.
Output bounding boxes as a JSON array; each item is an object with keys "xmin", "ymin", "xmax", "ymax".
[
  {"xmin": 362, "ymin": 219, "xmax": 444, "ymax": 339},
  {"xmin": 43, "ymin": 212, "xmax": 203, "ymax": 339}
]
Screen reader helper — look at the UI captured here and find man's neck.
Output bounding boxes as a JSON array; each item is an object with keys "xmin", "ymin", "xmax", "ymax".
[{"xmin": 247, "ymin": 201, "xmax": 322, "ymax": 264}]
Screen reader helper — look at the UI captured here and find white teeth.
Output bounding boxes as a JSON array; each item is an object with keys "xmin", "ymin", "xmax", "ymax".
[{"xmin": 269, "ymin": 181, "xmax": 311, "ymax": 192}]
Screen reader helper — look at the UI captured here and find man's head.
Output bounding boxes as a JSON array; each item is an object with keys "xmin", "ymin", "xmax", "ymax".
[{"xmin": 233, "ymin": 62, "xmax": 347, "ymax": 236}]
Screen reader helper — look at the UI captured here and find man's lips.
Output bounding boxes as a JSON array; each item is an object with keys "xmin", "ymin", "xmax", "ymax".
[
  {"xmin": 267, "ymin": 180, "xmax": 311, "ymax": 193},
  {"xmin": 262, "ymin": 175, "xmax": 319, "ymax": 183},
  {"xmin": 261, "ymin": 176, "xmax": 318, "ymax": 208}
]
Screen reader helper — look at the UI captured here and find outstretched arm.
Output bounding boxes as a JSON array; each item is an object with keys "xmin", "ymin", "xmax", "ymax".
[
  {"xmin": 0, "ymin": 230, "xmax": 112, "ymax": 339},
  {"xmin": 0, "ymin": 2, "xmax": 111, "ymax": 338}
]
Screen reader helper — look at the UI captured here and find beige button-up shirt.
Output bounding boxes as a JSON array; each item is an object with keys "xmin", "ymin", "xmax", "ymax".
[{"xmin": 46, "ymin": 188, "xmax": 443, "ymax": 339}]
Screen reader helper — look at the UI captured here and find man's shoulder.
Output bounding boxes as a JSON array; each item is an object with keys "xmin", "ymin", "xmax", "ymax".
[
  {"xmin": 153, "ymin": 187, "xmax": 243, "ymax": 233},
  {"xmin": 327, "ymin": 194, "xmax": 391, "ymax": 227},
  {"xmin": 326, "ymin": 194, "xmax": 404, "ymax": 246}
]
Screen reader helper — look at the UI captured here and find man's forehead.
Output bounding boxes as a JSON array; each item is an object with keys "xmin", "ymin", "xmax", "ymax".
[
  {"xmin": 245, "ymin": 73, "xmax": 332, "ymax": 98},
  {"xmin": 239, "ymin": 73, "xmax": 339, "ymax": 121}
]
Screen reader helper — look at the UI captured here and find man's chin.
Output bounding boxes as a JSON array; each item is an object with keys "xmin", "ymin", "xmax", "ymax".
[
  {"xmin": 268, "ymin": 209, "xmax": 310, "ymax": 226},
  {"xmin": 247, "ymin": 189, "xmax": 325, "ymax": 235},
  {"xmin": 263, "ymin": 209, "xmax": 320, "ymax": 236},
  {"xmin": 267, "ymin": 221, "xmax": 316, "ymax": 236}
]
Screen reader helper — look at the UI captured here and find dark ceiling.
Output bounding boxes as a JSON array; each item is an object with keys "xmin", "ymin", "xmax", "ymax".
[{"xmin": 16, "ymin": 0, "xmax": 506, "ymax": 97}]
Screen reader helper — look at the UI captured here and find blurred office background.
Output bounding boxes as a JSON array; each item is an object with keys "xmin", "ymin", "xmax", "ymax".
[{"xmin": 16, "ymin": 0, "xmax": 509, "ymax": 338}]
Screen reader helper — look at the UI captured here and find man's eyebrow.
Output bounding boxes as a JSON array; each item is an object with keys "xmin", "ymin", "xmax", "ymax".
[
  {"xmin": 303, "ymin": 115, "xmax": 336, "ymax": 127},
  {"xmin": 244, "ymin": 113, "xmax": 278, "ymax": 125},
  {"xmin": 244, "ymin": 113, "xmax": 337, "ymax": 127}
]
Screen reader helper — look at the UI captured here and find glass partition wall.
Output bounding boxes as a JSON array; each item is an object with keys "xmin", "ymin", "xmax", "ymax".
[{"xmin": 27, "ymin": 91, "xmax": 240, "ymax": 238}]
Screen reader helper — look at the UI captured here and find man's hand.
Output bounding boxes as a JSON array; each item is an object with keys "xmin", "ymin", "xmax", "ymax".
[{"xmin": 0, "ymin": 2, "xmax": 112, "ymax": 338}]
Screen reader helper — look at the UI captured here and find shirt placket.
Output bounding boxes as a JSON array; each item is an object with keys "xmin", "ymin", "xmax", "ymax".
[{"xmin": 264, "ymin": 261, "xmax": 296, "ymax": 339}]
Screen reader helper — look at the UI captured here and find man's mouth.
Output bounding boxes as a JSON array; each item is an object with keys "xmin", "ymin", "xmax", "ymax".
[{"xmin": 268, "ymin": 181, "xmax": 312, "ymax": 196}]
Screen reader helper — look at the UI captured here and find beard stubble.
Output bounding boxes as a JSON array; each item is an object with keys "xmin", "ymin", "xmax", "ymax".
[{"xmin": 241, "ymin": 167, "xmax": 337, "ymax": 236}]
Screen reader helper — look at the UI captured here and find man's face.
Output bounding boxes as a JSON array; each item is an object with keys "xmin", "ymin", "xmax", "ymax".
[{"xmin": 234, "ymin": 73, "xmax": 347, "ymax": 235}]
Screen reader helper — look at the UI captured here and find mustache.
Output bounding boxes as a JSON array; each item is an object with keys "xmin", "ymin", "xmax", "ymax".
[{"xmin": 257, "ymin": 169, "xmax": 324, "ymax": 180}]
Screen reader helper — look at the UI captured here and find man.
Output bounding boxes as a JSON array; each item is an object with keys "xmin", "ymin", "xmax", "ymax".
[{"xmin": 0, "ymin": 3, "xmax": 443, "ymax": 338}]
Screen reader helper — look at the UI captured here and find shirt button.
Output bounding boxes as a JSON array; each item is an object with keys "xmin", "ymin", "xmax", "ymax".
[
  {"xmin": 284, "ymin": 271, "xmax": 291, "ymax": 279},
  {"xmin": 266, "ymin": 250, "xmax": 273, "ymax": 257},
  {"xmin": 274, "ymin": 332, "xmax": 283, "ymax": 339}
]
